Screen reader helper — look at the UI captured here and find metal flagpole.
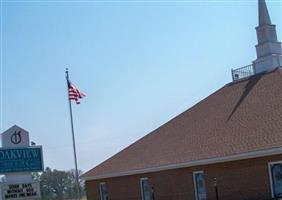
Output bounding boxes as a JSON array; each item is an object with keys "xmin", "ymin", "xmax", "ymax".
[{"xmin": 66, "ymin": 68, "xmax": 81, "ymax": 200}]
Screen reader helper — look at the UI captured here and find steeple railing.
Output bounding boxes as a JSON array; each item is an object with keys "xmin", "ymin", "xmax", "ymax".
[{"xmin": 231, "ymin": 64, "xmax": 255, "ymax": 81}]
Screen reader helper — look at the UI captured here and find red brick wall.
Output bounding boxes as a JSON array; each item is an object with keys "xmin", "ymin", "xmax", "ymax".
[{"xmin": 85, "ymin": 154, "xmax": 282, "ymax": 200}]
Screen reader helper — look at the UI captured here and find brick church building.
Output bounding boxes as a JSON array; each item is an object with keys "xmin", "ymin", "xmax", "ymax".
[{"xmin": 82, "ymin": 1, "xmax": 282, "ymax": 200}]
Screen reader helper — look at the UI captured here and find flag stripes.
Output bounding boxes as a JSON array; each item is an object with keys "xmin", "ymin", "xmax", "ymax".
[{"xmin": 68, "ymin": 81, "xmax": 86, "ymax": 104}]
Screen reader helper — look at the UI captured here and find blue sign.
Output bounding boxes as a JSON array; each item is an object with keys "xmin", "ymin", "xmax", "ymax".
[{"xmin": 0, "ymin": 147, "xmax": 43, "ymax": 174}]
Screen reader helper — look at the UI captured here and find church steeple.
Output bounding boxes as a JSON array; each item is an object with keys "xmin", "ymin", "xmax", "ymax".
[
  {"xmin": 253, "ymin": 0, "xmax": 282, "ymax": 74},
  {"xmin": 259, "ymin": 0, "xmax": 271, "ymax": 25}
]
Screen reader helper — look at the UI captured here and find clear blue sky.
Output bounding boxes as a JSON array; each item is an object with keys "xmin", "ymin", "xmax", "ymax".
[{"xmin": 1, "ymin": 0, "xmax": 281, "ymax": 172}]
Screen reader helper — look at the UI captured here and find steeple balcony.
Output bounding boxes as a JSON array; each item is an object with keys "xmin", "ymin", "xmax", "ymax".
[{"xmin": 231, "ymin": 64, "xmax": 255, "ymax": 81}]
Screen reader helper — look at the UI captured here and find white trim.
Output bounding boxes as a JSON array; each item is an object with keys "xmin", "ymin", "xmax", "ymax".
[
  {"xmin": 268, "ymin": 161, "xmax": 282, "ymax": 198},
  {"xmin": 140, "ymin": 177, "xmax": 149, "ymax": 200},
  {"xmin": 83, "ymin": 147, "xmax": 282, "ymax": 181},
  {"xmin": 99, "ymin": 182, "xmax": 107, "ymax": 200}
]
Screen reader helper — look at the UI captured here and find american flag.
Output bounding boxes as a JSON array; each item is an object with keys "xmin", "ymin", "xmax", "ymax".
[{"xmin": 68, "ymin": 81, "xmax": 86, "ymax": 104}]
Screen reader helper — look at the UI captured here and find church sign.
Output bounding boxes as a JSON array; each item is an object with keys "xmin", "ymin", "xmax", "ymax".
[
  {"xmin": 1, "ymin": 182, "xmax": 41, "ymax": 200},
  {"xmin": 0, "ymin": 147, "xmax": 43, "ymax": 174}
]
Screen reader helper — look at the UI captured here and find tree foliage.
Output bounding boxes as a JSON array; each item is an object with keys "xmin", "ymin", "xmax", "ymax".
[{"xmin": 33, "ymin": 167, "xmax": 84, "ymax": 200}]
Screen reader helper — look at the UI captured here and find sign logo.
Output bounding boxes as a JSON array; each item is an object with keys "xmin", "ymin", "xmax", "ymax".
[{"xmin": 10, "ymin": 131, "xmax": 22, "ymax": 144}]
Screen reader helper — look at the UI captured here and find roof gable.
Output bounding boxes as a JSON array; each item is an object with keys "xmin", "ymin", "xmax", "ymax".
[{"xmin": 82, "ymin": 69, "xmax": 282, "ymax": 180}]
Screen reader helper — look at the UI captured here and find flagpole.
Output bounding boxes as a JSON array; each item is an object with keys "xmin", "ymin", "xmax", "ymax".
[{"xmin": 66, "ymin": 68, "xmax": 81, "ymax": 200}]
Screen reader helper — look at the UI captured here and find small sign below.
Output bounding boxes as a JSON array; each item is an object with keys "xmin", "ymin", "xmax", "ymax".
[{"xmin": 1, "ymin": 182, "xmax": 41, "ymax": 200}]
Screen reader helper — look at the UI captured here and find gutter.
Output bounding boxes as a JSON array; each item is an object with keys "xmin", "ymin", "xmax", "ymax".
[{"xmin": 82, "ymin": 147, "xmax": 282, "ymax": 181}]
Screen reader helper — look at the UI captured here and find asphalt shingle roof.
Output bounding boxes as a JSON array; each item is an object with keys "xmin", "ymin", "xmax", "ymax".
[{"xmin": 82, "ymin": 68, "xmax": 282, "ymax": 180}]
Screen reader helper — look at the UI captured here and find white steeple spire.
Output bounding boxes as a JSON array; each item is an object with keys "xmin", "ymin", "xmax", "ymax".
[
  {"xmin": 259, "ymin": 0, "xmax": 271, "ymax": 25},
  {"xmin": 253, "ymin": 0, "xmax": 282, "ymax": 74}
]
